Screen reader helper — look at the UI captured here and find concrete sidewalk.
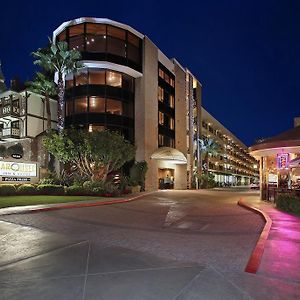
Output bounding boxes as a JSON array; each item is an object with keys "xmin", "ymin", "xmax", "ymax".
[{"xmin": 242, "ymin": 197, "xmax": 300, "ymax": 284}]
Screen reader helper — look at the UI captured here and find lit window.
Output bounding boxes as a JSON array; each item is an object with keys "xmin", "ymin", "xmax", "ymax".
[
  {"xmin": 169, "ymin": 94, "xmax": 175, "ymax": 108},
  {"xmin": 159, "ymin": 69, "xmax": 164, "ymax": 78},
  {"xmin": 89, "ymin": 70, "xmax": 105, "ymax": 85},
  {"xmin": 159, "ymin": 111, "xmax": 164, "ymax": 125},
  {"xmin": 158, "ymin": 134, "xmax": 164, "ymax": 146},
  {"xmin": 89, "ymin": 97, "xmax": 105, "ymax": 113},
  {"xmin": 170, "ymin": 78, "xmax": 175, "ymax": 87},
  {"xmin": 88, "ymin": 124, "xmax": 105, "ymax": 132},
  {"xmin": 75, "ymin": 69, "xmax": 88, "ymax": 86},
  {"xmin": 158, "ymin": 86, "xmax": 164, "ymax": 101},
  {"xmin": 106, "ymin": 71, "xmax": 122, "ymax": 87},
  {"xmin": 74, "ymin": 97, "xmax": 88, "ymax": 114},
  {"xmin": 106, "ymin": 99, "xmax": 122, "ymax": 115},
  {"xmin": 170, "ymin": 118, "xmax": 175, "ymax": 130}
]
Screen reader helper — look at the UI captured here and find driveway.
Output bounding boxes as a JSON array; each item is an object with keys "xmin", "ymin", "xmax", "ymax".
[{"xmin": 0, "ymin": 189, "xmax": 299, "ymax": 299}]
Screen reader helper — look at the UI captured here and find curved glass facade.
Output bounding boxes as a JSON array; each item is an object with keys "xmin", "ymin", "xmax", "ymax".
[
  {"xmin": 64, "ymin": 68, "xmax": 135, "ymax": 141},
  {"xmin": 56, "ymin": 22, "xmax": 142, "ymax": 73}
]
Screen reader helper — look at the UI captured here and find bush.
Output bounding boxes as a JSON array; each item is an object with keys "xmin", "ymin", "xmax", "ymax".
[
  {"xmin": 129, "ymin": 161, "xmax": 148, "ymax": 190},
  {"xmin": 66, "ymin": 185, "xmax": 86, "ymax": 196},
  {"xmin": 83, "ymin": 180, "xmax": 119, "ymax": 196},
  {"xmin": 198, "ymin": 173, "xmax": 217, "ymax": 189},
  {"xmin": 276, "ymin": 194, "xmax": 300, "ymax": 214},
  {"xmin": 0, "ymin": 184, "xmax": 17, "ymax": 195},
  {"xmin": 37, "ymin": 184, "xmax": 65, "ymax": 195},
  {"xmin": 17, "ymin": 184, "xmax": 37, "ymax": 195}
]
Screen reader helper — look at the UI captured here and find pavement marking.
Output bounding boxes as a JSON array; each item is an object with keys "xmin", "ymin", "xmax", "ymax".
[
  {"xmin": 0, "ymin": 240, "xmax": 89, "ymax": 270},
  {"xmin": 82, "ymin": 241, "xmax": 91, "ymax": 300}
]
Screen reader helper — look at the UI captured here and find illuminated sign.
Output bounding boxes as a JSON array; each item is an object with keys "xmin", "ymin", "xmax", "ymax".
[
  {"xmin": 0, "ymin": 161, "xmax": 37, "ymax": 177},
  {"xmin": 277, "ymin": 153, "xmax": 289, "ymax": 169},
  {"xmin": 268, "ymin": 173, "xmax": 278, "ymax": 183}
]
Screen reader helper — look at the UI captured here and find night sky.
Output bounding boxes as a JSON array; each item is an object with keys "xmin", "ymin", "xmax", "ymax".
[{"xmin": 1, "ymin": 0, "xmax": 299, "ymax": 146}]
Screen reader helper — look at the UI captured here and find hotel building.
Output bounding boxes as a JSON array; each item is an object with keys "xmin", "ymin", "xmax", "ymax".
[{"xmin": 51, "ymin": 17, "xmax": 258, "ymax": 190}]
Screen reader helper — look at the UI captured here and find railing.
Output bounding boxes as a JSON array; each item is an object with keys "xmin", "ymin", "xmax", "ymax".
[
  {"xmin": 265, "ymin": 186, "xmax": 300, "ymax": 202},
  {"xmin": 0, "ymin": 128, "xmax": 20, "ymax": 139},
  {"xmin": 0, "ymin": 105, "xmax": 20, "ymax": 118}
]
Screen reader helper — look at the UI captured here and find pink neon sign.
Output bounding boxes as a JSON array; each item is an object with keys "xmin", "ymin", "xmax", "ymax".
[{"xmin": 277, "ymin": 153, "xmax": 289, "ymax": 169}]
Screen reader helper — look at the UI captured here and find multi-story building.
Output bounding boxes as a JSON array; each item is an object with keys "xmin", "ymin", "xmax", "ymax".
[
  {"xmin": 0, "ymin": 88, "xmax": 57, "ymax": 169},
  {"xmin": 201, "ymin": 108, "xmax": 259, "ymax": 185},
  {"xmin": 52, "ymin": 17, "xmax": 258, "ymax": 190}
]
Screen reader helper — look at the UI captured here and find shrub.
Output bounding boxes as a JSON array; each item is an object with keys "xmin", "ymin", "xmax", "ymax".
[
  {"xmin": 198, "ymin": 173, "xmax": 217, "ymax": 189},
  {"xmin": 17, "ymin": 184, "xmax": 37, "ymax": 195},
  {"xmin": 37, "ymin": 184, "xmax": 65, "ymax": 195},
  {"xmin": 83, "ymin": 180, "xmax": 119, "ymax": 196},
  {"xmin": 129, "ymin": 161, "xmax": 148, "ymax": 190},
  {"xmin": 66, "ymin": 185, "xmax": 86, "ymax": 196},
  {"xmin": 276, "ymin": 194, "xmax": 300, "ymax": 214},
  {"xmin": 0, "ymin": 184, "xmax": 17, "ymax": 195}
]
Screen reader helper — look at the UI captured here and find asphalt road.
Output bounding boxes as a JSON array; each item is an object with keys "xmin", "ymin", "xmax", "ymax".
[{"xmin": 0, "ymin": 189, "xmax": 299, "ymax": 299}]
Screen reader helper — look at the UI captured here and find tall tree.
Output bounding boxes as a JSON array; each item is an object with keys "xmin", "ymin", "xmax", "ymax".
[
  {"xmin": 32, "ymin": 40, "xmax": 81, "ymax": 133},
  {"xmin": 198, "ymin": 137, "xmax": 221, "ymax": 174},
  {"xmin": 26, "ymin": 72, "xmax": 56, "ymax": 131}
]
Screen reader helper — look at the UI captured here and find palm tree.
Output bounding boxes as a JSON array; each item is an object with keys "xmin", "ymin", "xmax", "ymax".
[
  {"xmin": 198, "ymin": 137, "xmax": 221, "ymax": 174},
  {"xmin": 26, "ymin": 72, "xmax": 56, "ymax": 131},
  {"xmin": 32, "ymin": 40, "xmax": 81, "ymax": 133}
]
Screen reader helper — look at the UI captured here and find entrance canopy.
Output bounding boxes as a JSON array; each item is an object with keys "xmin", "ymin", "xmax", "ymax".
[{"xmin": 150, "ymin": 147, "xmax": 187, "ymax": 164}]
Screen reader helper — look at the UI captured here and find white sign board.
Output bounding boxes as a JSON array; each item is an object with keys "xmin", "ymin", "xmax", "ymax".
[
  {"xmin": 0, "ymin": 161, "xmax": 37, "ymax": 177},
  {"xmin": 268, "ymin": 173, "xmax": 278, "ymax": 184}
]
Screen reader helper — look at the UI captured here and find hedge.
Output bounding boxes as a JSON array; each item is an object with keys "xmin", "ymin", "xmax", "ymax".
[
  {"xmin": 65, "ymin": 185, "xmax": 86, "ymax": 196},
  {"xmin": 276, "ymin": 194, "xmax": 300, "ymax": 214},
  {"xmin": 0, "ymin": 184, "xmax": 17, "ymax": 195},
  {"xmin": 17, "ymin": 184, "xmax": 37, "ymax": 195},
  {"xmin": 36, "ymin": 184, "xmax": 65, "ymax": 195}
]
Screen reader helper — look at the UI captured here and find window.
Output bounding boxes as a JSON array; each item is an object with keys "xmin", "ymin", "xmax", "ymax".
[
  {"xmin": 74, "ymin": 97, "xmax": 88, "ymax": 113},
  {"xmin": 122, "ymin": 74, "xmax": 134, "ymax": 92},
  {"xmin": 106, "ymin": 99, "xmax": 122, "ymax": 115},
  {"xmin": 169, "ymin": 94, "xmax": 175, "ymax": 108},
  {"xmin": 11, "ymin": 121, "xmax": 19, "ymax": 128},
  {"xmin": 89, "ymin": 97, "xmax": 105, "ymax": 113},
  {"xmin": 158, "ymin": 86, "xmax": 164, "ymax": 101},
  {"xmin": 88, "ymin": 124, "xmax": 105, "ymax": 132},
  {"xmin": 89, "ymin": 70, "xmax": 105, "ymax": 85},
  {"xmin": 159, "ymin": 69, "xmax": 164, "ymax": 78},
  {"xmin": 170, "ymin": 78, "xmax": 175, "ymax": 87},
  {"xmin": 128, "ymin": 32, "xmax": 140, "ymax": 47},
  {"xmin": 170, "ymin": 117, "xmax": 175, "ymax": 130},
  {"xmin": 127, "ymin": 44, "xmax": 140, "ymax": 64},
  {"xmin": 158, "ymin": 134, "xmax": 164, "ymax": 146},
  {"xmin": 107, "ymin": 36, "xmax": 126, "ymax": 57},
  {"xmin": 57, "ymin": 30, "xmax": 66, "ymax": 42},
  {"xmin": 123, "ymin": 101, "xmax": 134, "ymax": 118},
  {"xmin": 66, "ymin": 100, "xmax": 73, "ymax": 116},
  {"xmin": 107, "ymin": 26, "xmax": 126, "ymax": 40},
  {"xmin": 69, "ymin": 24, "xmax": 85, "ymax": 51},
  {"xmin": 159, "ymin": 111, "xmax": 164, "ymax": 125},
  {"xmin": 106, "ymin": 71, "xmax": 122, "ymax": 87},
  {"xmin": 170, "ymin": 138, "xmax": 175, "ymax": 148},
  {"xmin": 164, "ymin": 73, "xmax": 170, "ymax": 85},
  {"xmin": 75, "ymin": 69, "xmax": 88, "ymax": 86},
  {"xmin": 65, "ymin": 73, "xmax": 74, "ymax": 89},
  {"xmin": 86, "ymin": 23, "xmax": 106, "ymax": 53}
]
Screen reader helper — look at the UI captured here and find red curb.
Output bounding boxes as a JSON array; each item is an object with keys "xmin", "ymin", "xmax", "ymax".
[
  {"xmin": 238, "ymin": 198, "xmax": 272, "ymax": 274},
  {"xmin": 5, "ymin": 192, "xmax": 154, "ymax": 215}
]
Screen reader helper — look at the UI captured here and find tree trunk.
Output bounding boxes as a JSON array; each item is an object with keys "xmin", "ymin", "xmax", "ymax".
[
  {"xmin": 45, "ymin": 92, "xmax": 52, "ymax": 131},
  {"xmin": 205, "ymin": 153, "xmax": 209, "ymax": 175},
  {"xmin": 57, "ymin": 73, "xmax": 65, "ymax": 134}
]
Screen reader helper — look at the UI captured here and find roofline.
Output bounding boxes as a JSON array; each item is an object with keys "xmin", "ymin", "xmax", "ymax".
[{"xmin": 52, "ymin": 17, "xmax": 145, "ymax": 40}]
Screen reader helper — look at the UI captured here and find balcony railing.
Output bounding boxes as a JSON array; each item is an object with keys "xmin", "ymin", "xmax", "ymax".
[
  {"xmin": 0, "ymin": 105, "xmax": 20, "ymax": 118},
  {"xmin": 0, "ymin": 128, "xmax": 20, "ymax": 139}
]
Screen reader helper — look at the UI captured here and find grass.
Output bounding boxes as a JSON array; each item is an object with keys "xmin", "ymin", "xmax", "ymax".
[{"xmin": 0, "ymin": 195, "xmax": 104, "ymax": 209}]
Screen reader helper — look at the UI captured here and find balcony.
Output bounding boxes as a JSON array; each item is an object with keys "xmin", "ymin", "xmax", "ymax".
[
  {"xmin": 0, "ymin": 128, "xmax": 20, "ymax": 140},
  {"xmin": 0, "ymin": 105, "xmax": 20, "ymax": 121}
]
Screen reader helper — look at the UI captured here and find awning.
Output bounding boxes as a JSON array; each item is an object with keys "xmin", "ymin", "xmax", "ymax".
[
  {"xmin": 150, "ymin": 147, "xmax": 187, "ymax": 164},
  {"xmin": 290, "ymin": 157, "xmax": 300, "ymax": 168}
]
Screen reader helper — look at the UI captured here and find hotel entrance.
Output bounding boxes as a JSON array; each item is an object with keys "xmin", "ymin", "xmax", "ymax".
[{"xmin": 158, "ymin": 168, "xmax": 174, "ymax": 189}]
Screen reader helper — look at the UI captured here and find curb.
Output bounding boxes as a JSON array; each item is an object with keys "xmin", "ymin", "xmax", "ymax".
[
  {"xmin": 1, "ymin": 192, "xmax": 155, "ymax": 216},
  {"xmin": 238, "ymin": 198, "xmax": 272, "ymax": 274}
]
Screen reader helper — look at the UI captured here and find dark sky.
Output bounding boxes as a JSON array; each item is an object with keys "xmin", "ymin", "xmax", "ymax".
[{"xmin": 1, "ymin": 0, "xmax": 299, "ymax": 146}]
